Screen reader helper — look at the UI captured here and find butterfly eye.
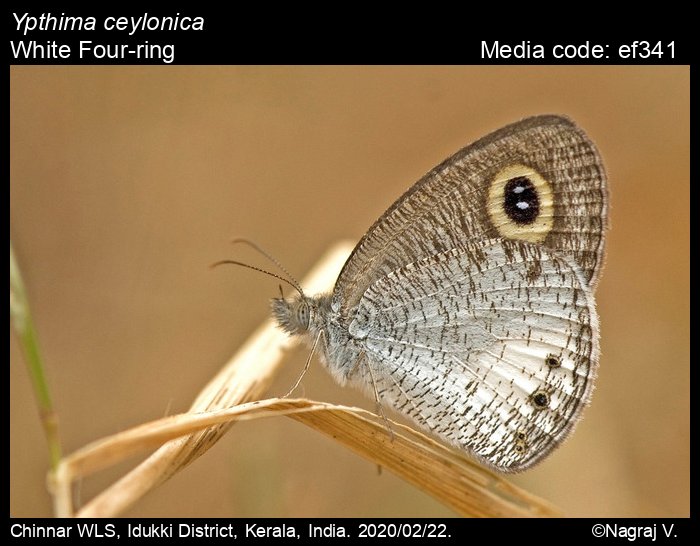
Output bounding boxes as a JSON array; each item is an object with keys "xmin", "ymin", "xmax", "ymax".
[
  {"xmin": 487, "ymin": 164, "xmax": 554, "ymax": 243},
  {"xmin": 297, "ymin": 302, "xmax": 310, "ymax": 329}
]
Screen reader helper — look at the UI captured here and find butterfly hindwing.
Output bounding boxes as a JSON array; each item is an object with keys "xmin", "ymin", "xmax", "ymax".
[{"xmin": 346, "ymin": 239, "xmax": 598, "ymax": 471}]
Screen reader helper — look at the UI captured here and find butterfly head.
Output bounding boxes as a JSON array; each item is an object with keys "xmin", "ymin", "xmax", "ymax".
[
  {"xmin": 271, "ymin": 293, "xmax": 334, "ymax": 337},
  {"xmin": 271, "ymin": 294, "xmax": 312, "ymax": 335}
]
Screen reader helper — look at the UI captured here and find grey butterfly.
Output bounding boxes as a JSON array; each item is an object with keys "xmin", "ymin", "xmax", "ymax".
[{"xmin": 272, "ymin": 115, "xmax": 608, "ymax": 472}]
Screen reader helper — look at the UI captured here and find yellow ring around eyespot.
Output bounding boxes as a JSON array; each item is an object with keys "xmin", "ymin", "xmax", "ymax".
[{"xmin": 487, "ymin": 164, "xmax": 554, "ymax": 243}]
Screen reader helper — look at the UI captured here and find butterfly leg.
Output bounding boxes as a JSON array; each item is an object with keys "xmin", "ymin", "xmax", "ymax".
[
  {"xmin": 283, "ymin": 329, "xmax": 324, "ymax": 398},
  {"xmin": 359, "ymin": 350, "xmax": 395, "ymax": 442}
]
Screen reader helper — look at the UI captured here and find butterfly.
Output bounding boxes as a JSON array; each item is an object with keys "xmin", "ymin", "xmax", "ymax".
[{"xmin": 271, "ymin": 115, "xmax": 608, "ymax": 472}]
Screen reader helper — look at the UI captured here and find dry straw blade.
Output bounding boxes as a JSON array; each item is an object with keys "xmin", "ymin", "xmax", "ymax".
[{"xmin": 50, "ymin": 241, "xmax": 560, "ymax": 518}]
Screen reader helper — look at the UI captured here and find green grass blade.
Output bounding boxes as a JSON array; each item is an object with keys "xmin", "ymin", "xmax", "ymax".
[{"xmin": 10, "ymin": 242, "xmax": 62, "ymax": 470}]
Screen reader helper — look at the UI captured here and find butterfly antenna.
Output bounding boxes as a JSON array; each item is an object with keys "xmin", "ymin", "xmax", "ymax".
[
  {"xmin": 210, "ymin": 260, "xmax": 303, "ymax": 296},
  {"xmin": 231, "ymin": 238, "xmax": 304, "ymax": 295}
]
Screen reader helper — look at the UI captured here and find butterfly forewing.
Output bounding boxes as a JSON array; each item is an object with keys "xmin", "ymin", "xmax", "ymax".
[{"xmin": 334, "ymin": 115, "xmax": 608, "ymax": 320}]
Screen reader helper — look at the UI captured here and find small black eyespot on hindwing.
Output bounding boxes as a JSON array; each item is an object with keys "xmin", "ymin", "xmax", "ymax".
[
  {"xmin": 514, "ymin": 429, "xmax": 528, "ymax": 454},
  {"xmin": 546, "ymin": 354, "xmax": 562, "ymax": 368},
  {"xmin": 503, "ymin": 177, "xmax": 540, "ymax": 225},
  {"xmin": 531, "ymin": 389, "xmax": 550, "ymax": 410}
]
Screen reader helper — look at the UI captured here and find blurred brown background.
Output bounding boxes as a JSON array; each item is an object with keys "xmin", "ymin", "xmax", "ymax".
[{"xmin": 10, "ymin": 66, "xmax": 688, "ymax": 517}]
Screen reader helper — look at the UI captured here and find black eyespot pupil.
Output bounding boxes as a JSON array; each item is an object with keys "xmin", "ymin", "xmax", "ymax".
[
  {"xmin": 546, "ymin": 355, "xmax": 561, "ymax": 368},
  {"xmin": 532, "ymin": 391, "xmax": 549, "ymax": 409},
  {"xmin": 514, "ymin": 430, "xmax": 528, "ymax": 454},
  {"xmin": 504, "ymin": 176, "xmax": 540, "ymax": 225}
]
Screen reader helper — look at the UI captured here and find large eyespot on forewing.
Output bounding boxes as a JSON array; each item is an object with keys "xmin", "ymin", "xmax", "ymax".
[{"xmin": 487, "ymin": 164, "xmax": 554, "ymax": 243}]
